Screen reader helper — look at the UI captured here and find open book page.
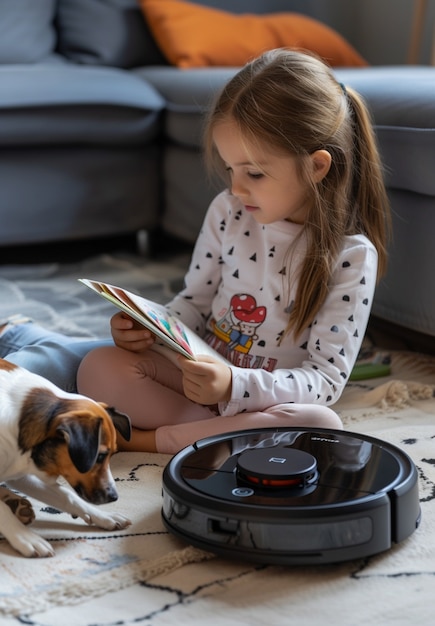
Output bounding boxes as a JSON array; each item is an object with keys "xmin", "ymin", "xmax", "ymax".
[{"xmin": 78, "ymin": 279, "xmax": 230, "ymax": 365}]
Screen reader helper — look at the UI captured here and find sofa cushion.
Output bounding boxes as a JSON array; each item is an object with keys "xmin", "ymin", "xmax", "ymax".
[
  {"xmin": 138, "ymin": 0, "xmax": 367, "ymax": 68},
  {"xmin": 57, "ymin": 0, "xmax": 166, "ymax": 67},
  {"xmin": 136, "ymin": 66, "xmax": 237, "ymax": 148},
  {"xmin": 0, "ymin": 66, "xmax": 165, "ymax": 146},
  {"xmin": 335, "ymin": 66, "xmax": 435, "ymax": 198},
  {"xmin": 0, "ymin": 0, "xmax": 57, "ymax": 63}
]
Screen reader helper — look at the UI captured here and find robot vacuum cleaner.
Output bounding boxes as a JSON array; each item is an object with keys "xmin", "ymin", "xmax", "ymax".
[{"xmin": 161, "ymin": 427, "xmax": 421, "ymax": 565}]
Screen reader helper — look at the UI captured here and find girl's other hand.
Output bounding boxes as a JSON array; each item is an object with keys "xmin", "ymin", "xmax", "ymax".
[
  {"xmin": 178, "ymin": 355, "xmax": 232, "ymax": 405},
  {"xmin": 110, "ymin": 312, "xmax": 155, "ymax": 352}
]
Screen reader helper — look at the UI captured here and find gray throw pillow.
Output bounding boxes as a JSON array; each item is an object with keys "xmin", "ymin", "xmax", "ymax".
[
  {"xmin": 57, "ymin": 0, "xmax": 166, "ymax": 68},
  {"xmin": 0, "ymin": 0, "xmax": 57, "ymax": 63}
]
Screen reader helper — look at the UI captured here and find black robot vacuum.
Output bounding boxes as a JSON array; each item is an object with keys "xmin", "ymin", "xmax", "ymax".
[{"xmin": 161, "ymin": 428, "xmax": 421, "ymax": 565}]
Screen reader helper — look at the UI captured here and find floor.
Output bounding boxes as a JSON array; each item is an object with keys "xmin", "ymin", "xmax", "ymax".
[{"xmin": 0, "ymin": 230, "xmax": 193, "ymax": 266}]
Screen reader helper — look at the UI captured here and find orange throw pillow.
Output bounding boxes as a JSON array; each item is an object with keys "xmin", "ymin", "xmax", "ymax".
[{"xmin": 138, "ymin": 0, "xmax": 368, "ymax": 68}]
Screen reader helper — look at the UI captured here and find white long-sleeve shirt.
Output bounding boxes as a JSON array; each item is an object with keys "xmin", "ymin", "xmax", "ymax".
[{"xmin": 167, "ymin": 190, "xmax": 378, "ymax": 416}]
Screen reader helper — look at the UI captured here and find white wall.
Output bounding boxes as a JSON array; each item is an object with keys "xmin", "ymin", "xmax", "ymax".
[
  {"xmin": 353, "ymin": 0, "xmax": 433, "ymax": 65},
  {"xmin": 320, "ymin": 0, "xmax": 435, "ymax": 65}
]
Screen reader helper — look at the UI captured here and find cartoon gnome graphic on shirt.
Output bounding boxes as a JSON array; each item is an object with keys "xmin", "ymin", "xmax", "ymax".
[{"xmin": 212, "ymin": 294, "xmax": 266, "ymax": 354}]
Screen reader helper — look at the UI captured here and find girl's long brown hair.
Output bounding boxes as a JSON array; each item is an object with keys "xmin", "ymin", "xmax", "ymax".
[{"xmin": 204, "ymin": 49, "xmax": 391, "ymax": 339}]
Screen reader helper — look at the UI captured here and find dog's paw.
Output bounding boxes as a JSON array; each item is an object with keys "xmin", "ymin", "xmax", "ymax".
[
  {"xmin": 10, "ymin": 529, "xmax": 55, "ymax": 558},
  {"xmin": 84, "ymin": 511, "xmax": 132, "ymax": 531},
  {"xmin": 0, "ymin": 492, "xmax": 35, "ymax": 526}
]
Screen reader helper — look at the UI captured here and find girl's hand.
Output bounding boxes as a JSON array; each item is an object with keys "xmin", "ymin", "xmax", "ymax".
[
  {"xmin": 110, "ymin": 312, "xmax": 155, "ymax": 352},
  {"xmin": 178, "ymin": 355, "xmax": 232, "ymax": 405}
]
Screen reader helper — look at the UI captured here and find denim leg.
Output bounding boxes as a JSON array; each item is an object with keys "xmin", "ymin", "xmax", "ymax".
[{"xmin": 0, "ymin": 322, "xmax": 112, "ymax": 392}]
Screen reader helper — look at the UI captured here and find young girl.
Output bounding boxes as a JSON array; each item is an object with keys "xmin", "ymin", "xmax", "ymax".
[{"xmin": 75, "ymin": 48, "xmax": 391, "ymax": 455}]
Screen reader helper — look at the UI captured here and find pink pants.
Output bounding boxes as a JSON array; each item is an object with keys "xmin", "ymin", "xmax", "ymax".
[{"xmin": 77, "ymin": 346, "xmax": 343, "ymax": 455}]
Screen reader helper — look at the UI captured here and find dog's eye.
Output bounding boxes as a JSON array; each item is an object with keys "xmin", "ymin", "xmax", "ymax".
[{"xmin": 96, "ymin": 452, "xmax": 108, "ymax": 464}]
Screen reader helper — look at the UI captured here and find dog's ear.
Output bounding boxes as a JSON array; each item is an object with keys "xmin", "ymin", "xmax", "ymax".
[
  {"xmin": 56, "ymin": 417, "xmax": 102, "ymax": 474},
  {"xmin": 104, "ymin": 407, "xmax": 132, "ymax": 442}
]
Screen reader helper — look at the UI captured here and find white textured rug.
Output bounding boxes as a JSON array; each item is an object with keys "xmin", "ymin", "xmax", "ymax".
[{"xmin": 0, "ymin": 256, "xmax": 434, "ymax": 625}]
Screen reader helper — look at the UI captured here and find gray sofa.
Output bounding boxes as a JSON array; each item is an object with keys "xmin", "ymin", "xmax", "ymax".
[
  {"xmin": 0, "ymin": 0, "xmax": 167, "ymax": 246},
  {"xmin": 1, "ymin": 0, "xmax": 435, "ymax": 340}
]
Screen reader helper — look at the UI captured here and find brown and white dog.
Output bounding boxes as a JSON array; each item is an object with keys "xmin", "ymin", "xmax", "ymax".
[{"xmin": 0, "ymin": 358, "xmax": 132, "ymax": 558}]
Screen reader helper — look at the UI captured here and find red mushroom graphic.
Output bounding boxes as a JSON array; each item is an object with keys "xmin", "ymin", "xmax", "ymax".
[{"xmin": 228, "ymin": 294, "xmax": 266, "ymax": 351}]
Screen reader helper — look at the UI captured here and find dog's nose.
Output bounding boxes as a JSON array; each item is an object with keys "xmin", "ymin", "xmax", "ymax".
[
  {"xmin": 93, "ymin": 487, "xmax": 118, "ymax": 504},
  {"xmin": 75, "ymin": 484, "xmax": 118, "ymax": 504},
  {"xmin": 105, "ymin": 487, "xmax": 118, "ymax": 503}
]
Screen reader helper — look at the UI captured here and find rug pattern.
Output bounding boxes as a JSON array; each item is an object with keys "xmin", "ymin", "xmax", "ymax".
[{"xmin": 0, "ymin": 411, "xmax": 434, "ymax": 624}]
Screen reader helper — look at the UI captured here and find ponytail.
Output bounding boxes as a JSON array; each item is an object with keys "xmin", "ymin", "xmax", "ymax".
[{"xmin": 344, "ymin": 87, "xmax": 391, "ymax": 279}]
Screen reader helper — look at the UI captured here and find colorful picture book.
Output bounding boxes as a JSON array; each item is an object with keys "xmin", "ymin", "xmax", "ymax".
[{"xmin": 79, "ymin": 278, "xmax": 228, "ymax": 364}]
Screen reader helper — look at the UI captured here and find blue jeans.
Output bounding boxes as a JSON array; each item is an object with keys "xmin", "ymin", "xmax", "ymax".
[{"xmin": 0, "ymin": 322, "xmax": 111, "ymax": 392}]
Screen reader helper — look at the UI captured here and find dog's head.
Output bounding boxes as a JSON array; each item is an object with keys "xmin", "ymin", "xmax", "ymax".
[{"xmin": 18, "ymin": 388, "xmax": 131, "ymax": 504}]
